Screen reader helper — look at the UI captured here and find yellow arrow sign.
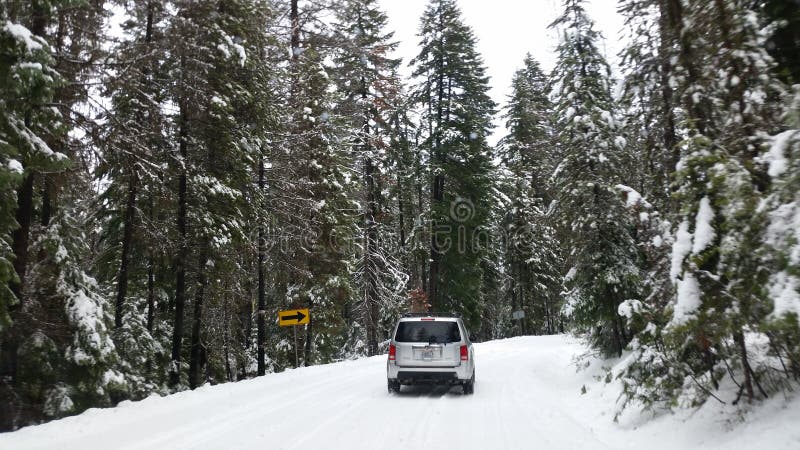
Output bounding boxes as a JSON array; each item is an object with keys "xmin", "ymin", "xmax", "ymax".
[{"xmin": 278, "ymin": 308, "xmax": 310, "ymax": 327}]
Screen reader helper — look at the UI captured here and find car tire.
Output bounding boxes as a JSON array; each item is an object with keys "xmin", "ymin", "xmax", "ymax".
[
  {"xmin": 463, "ymin": 372, "xmax": 475, "ymax": 395},
  {"xmin": 388, "ymin": 379, "xmax": 401, "ymax": 394}
]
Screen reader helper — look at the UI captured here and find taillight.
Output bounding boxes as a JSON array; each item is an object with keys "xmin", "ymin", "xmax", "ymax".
[
  {"xmin": 388, "ymin": 343, "xmax": 396, "ymax": 361},
  {"xmin": 460, "ymin": 345, "xmax": 468, "ymax": 361}
]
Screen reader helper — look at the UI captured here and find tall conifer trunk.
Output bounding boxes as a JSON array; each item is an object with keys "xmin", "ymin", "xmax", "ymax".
[
  {"xmin": 257, "ymin": 155, "xmax": 266, "ymax": 376},
  {"xmin": 10, "ymin": 174, "xmax": 34, "ymax": 302},
  {"xmin": 427, "ymin": 6, "xmax": 446, "ymax": 312},
  {"xmin": 115, "ymin": 2, "xmax": 154, "ymax": 330},
  {"xmin": 146, "ymin": 256, "xmax": 155, "ymax": 332},
  {"xmin": 170, "ymin": 61, "xmax": 190, "ymax": 387},
  {"xmin": 657, "ymin": 0, "xmax": 679, "ymax": 186},
  {"xmin": 115, "ymin": 176, "xmax": 137, "ymax": 329},
  {"xmin": 189, "ymin": 251, "xmax": 208, "ymax": 389},
  {"xmin": 364, "ymin": 146, "xmax": 379, "ymax": 356}
]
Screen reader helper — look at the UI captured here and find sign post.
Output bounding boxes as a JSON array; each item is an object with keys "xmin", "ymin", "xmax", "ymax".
[
  {"xmin": 512, "ymin": 310, "xmax": 525, "ymax": 336},
  {"xmin": 278, "ymin": 308, "xmax": 310, "ymax": 367}
]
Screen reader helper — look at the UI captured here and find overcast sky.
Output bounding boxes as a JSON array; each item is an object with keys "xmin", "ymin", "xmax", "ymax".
[{"xmin": 376, "ymin": 0, "xmax": 625, "ymax": 142}]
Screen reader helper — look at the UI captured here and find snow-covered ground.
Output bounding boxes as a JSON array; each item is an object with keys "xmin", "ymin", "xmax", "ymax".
[{"xmin": 2, "ymin": 335, "xmax": 799, "ymax": 449}]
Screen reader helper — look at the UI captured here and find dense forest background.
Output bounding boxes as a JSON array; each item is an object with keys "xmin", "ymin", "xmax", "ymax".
[{"xmin": 1, "ymin": 0, "xmax": 799, "ymax": 430}]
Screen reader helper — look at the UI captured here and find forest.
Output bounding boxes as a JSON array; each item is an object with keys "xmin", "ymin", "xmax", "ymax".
[{"xmin": 1, "ymin": 0, "xmax": 799, "ymax": 431}]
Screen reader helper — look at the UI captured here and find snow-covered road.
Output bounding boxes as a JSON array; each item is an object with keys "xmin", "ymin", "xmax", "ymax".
[{"xmin": 2, "ymin": 335, "xmax": 799, "ymax": 449}]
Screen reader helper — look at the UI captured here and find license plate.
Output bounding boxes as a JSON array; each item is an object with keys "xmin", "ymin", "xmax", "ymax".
[{"xmin": 422, "ymin": 349, "xmax": 434, "ymax": 359}]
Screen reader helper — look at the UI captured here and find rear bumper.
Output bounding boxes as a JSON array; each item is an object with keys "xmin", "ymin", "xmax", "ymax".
[
  {"xmin": 396, "ymin": 371, "xmax": 457, "ymax": 384},
  {"xmin": 387, "ymin": 361, "xmax": 473, "ymax": 383}
]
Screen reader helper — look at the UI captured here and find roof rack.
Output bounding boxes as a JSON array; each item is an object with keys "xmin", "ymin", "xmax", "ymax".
[{"xmin": 402, "ymin": 312, "xmax": 461, "ymax": 318}]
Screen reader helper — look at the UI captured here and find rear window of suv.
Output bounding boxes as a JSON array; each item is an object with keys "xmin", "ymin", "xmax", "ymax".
[{"xmin": 395, "ymin": 321, "xmax": 461, "ymax": 343}]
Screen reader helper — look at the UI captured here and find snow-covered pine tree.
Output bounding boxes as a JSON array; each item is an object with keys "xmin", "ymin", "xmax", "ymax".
[
  {"xmin": 549, "ymin": 0, "xmax": 640, "ymax": 357},
  {"xmin": 616, "ymin": 0, "xmax": 690, "ymax": 315},
  {"xmin": 613, "ymin": 0, "xmax": 800, "ymax": 415},
  {"xmin": 257, "ymin": 0, "xmax": 309, "ymax": 371},
  {"xmin": 95, "ymin": 0, "xmax": 173, "ymax": 397},
  {"xmin": 761, "ymin": 85, "xmax": 800, "ymax": 383},
  {"xmin": 99, "ymin": 0, "xmax": 169, "ymax": 330},
  {"xmin": 0, "ymin": 10, "xmax": 66, "ymax": 328},
  {"xmin": 205, "ymin": 0, "xmax": 279, "ymax": 383},
  {"xmin": 665, "ymin": 0, "xmax": 786, "ymax": 405},
  {"xmin": 0, "ymin": 0, "xmax": 127, "ymax": 429},
  {"xmin": 499, "ymin": 54, "xmax": 556, "ymax": 202},
  {"xmin": 291, "ymin": 46, "xmax": 357, "ymax": 365},
  {"xmin": 0, "ymin": 10, "xmax": 69, "ymax": 430},
  {"xmin": 239, "ymin": 2, "xmax": 282, "ymax": 380},
  {"xmin": 330, "ymin": 0, "xmax": 407, "ymax": 357},
  {"xmin": 616, "ymin": 0, "xmax": 680, "ymax": 209},
  {"xmin": 387, "ymin": 105, "xmax": 428, "ymax": 302},
  {"xmin": 609, "ymin": 0, "xmax": 685, "ymax": 414},
  {"xmin": 409, "ymin": 0, "xmax": 496, "ymax": 327},
  {"xmin": 269, "ymin": 0, "xmax": 358, "ymax": 366},
  {"xmin": 163, "ymin": 0, "xmax": 277, "ymax": 389},
  {"xmin": 497, "ymin": 54, "xmax": 561, "ymax": 336}
]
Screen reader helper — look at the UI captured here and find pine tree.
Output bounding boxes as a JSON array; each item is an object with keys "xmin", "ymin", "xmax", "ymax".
[
  {"xmin": 549, "ymin": 0, "xmax": 640, "ymax": 357},
  {"xmin": 99, "ymin": 0, "xmax": 169, "ymax": 331},
  {"xmin": 497, "ymin": 54, "xmax": 561, "ymax": 336},
  {"xmin": 331, "ymin": 0, "xmax": 406, "ymax": 356},
  {"xmin": 0, "ymin": 11, "xmax": 68, "ymax": 429},
  {"xmin": 761, "ymin": 86, "xmax": 800, "ymax": 382},
  {"xmin": 616, "ymin": 0, "xmax": 679, "ymax": 208},
  {"xmin": 409, "ymin": 0, "xmax": 496, "ymax": 326},
  {"xmin": 610, "ymin": 0, "xmax": 685, "ymax": 414},
  {"xmin": 160, "ymin": 0, "xmax": 278, "ymax": 389},
  {"xmin": 499, "ymin": 54, "xmax": 555, "ymax": 201},
  {"xmin": 666, "ymin": 0, "xmax": 785, "ymax": 404},
  {"xmin": 0, "ymin": 14, "xmax": 65, "ymax": 330},
  {"xmin": 268, "ymin": 0, "xmax": 359, "ymax": 366},
  {"xmin": 0, "ymin": 0, "xmax": 125, "ymax": 429},
  {"xmin": 617, "ymin": 0, "xmax": 792, "ymax": 412},
  {"xmin": 95, "ymin": 0, "xmax": 174, "ymax": 397},
  {"xmin": 387, "ymin": 106, "xmax": 427, "ymax": 302}
]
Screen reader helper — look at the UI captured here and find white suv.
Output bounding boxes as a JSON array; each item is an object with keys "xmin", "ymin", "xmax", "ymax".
[{"xmin": 386, "ymin": 314, "xmax": 475, "ymax": 394}]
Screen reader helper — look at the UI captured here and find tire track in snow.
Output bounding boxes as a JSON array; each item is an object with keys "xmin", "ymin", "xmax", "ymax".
[{"xmin": 120, "ymin": 362, "xmax": 376, "ymax": 450}]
